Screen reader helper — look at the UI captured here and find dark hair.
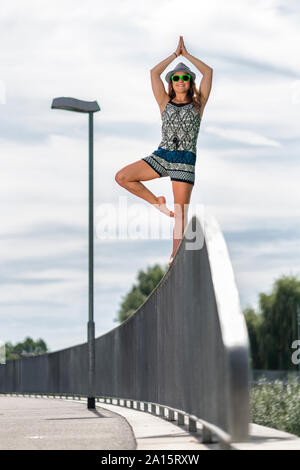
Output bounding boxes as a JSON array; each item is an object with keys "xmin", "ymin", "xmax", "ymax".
[{"xmin": 168, "ymin": 76, "xmax": 202, "ymax": 114}]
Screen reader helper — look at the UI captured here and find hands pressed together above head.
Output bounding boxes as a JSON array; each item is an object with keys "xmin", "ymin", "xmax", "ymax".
[{"xmin": 175, "ymin": 35, "xmax": 188, "ymax": 58}]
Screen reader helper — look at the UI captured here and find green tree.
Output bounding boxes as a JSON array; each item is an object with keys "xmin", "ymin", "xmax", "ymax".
[
  {"xmin": 244, "ymin": 306, "xmax": 263, "ymax": 369},
  {"xmin": 244, "ymin": 274, "xmax": 300, "ymax": 370},
  {"xmin": 115, "ymin": 263, "xmax": 168, "ymax": 323},
  {"xmin": 4, "ymin": 342, "xmax": 19, "ymax": 361},
  {"xmin": 258, "ymin": 275, "xmax": 300, "ymax": 370},
  {"xmin": 5, "ymin": 336, "xmax": 48, "ymax": 360}
]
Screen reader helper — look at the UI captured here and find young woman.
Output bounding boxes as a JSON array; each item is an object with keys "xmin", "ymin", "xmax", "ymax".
[{"xmin": 115, "ymin": 36, "xmax": 213, "ymax": 265}]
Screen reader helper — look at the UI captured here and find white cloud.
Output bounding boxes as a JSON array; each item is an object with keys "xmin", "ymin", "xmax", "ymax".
[{"xmin": 204, "ymin": 125, "xmax": 281, "ymax": 147}]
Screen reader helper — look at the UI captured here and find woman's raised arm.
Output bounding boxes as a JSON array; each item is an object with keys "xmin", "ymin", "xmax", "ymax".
[
  {"xmin": 150, "ymin": 54, "xmax": 176, "ymax": 107},
  {"xmin": 181, "ymin": 37, "xmax": 213, "ymax": 103},
  {"xmin": 150, "ymin": 52, "xmax": 176, "ymax": 75},
  {"xmin": 150, "ymin": 37, "xmax": 183, "ymax": 107}
]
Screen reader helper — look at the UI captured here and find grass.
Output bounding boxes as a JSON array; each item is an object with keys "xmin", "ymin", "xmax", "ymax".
[{"xmin": 250, "ymin": 375, "xmax": 300, "ymax": 437}]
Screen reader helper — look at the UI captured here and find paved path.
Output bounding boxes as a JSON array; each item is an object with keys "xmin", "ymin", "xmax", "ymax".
[
  {"xmin": 97, "ymin": 401, "xmax": 300, "ymax": 450},
  {"xmin": 231, "ymin": 423, "xmax": 300, "ymax": 450},
  {"xmin": 1, "ymin": 396, "xmax": 300, "ymax": 450},
  {"xmin": 97, "ymin": 402, "xmax": 211, "ymax": 450},
  {"xmin": 0, "ymin": 396, "xmax": 136, "ymax": 450},
  {"xmin": 0, "ymin": 396, "xmax": 209, "ymax": 450}
]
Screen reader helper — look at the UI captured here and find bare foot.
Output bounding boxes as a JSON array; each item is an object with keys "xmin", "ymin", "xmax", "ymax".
[
  {"xmin": 168, "ymin": 255, "xmax": 174, "ymax": 266},
  {"xmin": 154, "ymin": 196, "xmax": 174, "ymax": 217},
  {"xmin": 168, "ymin": 250, "xmax": 177, "ymax": 265}
]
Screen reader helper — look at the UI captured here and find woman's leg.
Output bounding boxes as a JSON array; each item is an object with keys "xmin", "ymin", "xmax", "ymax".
[
  {"xmin": 115, "ymin": 160, "xmax": 174, "ymax": 217},
  {"xmin": 170, "ymin": 180, "xmax": 194, "ymax": 258}
]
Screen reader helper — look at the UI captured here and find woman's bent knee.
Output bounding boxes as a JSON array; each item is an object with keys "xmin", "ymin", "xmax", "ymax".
[{"xmin": 115, "ymin": 170, "xmax": 128, "ymax": 186}]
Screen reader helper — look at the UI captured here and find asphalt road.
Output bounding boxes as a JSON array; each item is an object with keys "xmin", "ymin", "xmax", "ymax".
[{"xmin": 0, "ymin": 396, "xmax": 136, "ymax": 450}]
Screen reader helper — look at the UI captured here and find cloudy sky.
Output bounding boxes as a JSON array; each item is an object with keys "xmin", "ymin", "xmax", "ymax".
[{"xmin": 0, "ymin": 0, "xmax": 299, "ymax": 352}]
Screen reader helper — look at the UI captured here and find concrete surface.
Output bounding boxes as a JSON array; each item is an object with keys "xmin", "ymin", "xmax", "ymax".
[
  {"xmin": 96, "ymin": 401, "xmax": 212, "ymax": 450},
  {"xmin": 97, "ymin": 401, "xmax": 300, "ymax": 451},
  {"xmin": 231, "ymin": 423, "xmax": 300, "ymax": 450},
  {"xmin": 0, "ymin": 396, "xmax": 136, "ymax": 450},
  {"xmin": 1, "ymin": 396, "xmax": 300, "ymax": 450}
]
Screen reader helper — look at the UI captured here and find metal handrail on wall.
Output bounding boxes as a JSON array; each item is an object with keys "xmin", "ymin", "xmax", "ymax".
[{"xmin": 0, "ymin": 210, "xmax": 250, "ymax": 445}]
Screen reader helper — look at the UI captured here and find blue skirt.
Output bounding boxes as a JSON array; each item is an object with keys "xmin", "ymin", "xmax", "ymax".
[{"xmin": 141, "ymin": 147, "xmax": 196, "ymax": 185}]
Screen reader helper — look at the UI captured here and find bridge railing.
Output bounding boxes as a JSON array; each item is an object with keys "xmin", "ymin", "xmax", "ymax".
[{"xmin": 0, "ymin": 210, "xmax": 250, "ymax": 445}]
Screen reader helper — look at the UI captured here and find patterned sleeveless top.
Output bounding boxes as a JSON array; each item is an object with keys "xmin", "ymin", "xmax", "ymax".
[{"xmin": 157, "ymin": 99, "xmax": 201, "ymax": 156}]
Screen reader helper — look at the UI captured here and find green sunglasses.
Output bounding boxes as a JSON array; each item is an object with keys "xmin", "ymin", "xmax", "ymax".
[{"xmin": 171, "ymin": 74, "xmax": 191, "ymax": 82}]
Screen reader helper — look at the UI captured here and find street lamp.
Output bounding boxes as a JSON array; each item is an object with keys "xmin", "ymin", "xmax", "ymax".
[{"xmin": 51, "ymin": 97, "xmax": 100, "ymax": 409}]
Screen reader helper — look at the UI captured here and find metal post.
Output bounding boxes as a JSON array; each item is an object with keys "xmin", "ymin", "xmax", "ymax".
[
  {"xmin": 51, "ymin": 98, "xmax": 100, "ymax": 410},
  {"xmin": 88, "ymin": 111, "xmax": 95, "ymax": 409}
]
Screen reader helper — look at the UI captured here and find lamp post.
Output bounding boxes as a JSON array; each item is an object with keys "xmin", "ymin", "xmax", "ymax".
[{"xmin": 51, "ymin": 97, "xmax": 100, "ymax": 409}]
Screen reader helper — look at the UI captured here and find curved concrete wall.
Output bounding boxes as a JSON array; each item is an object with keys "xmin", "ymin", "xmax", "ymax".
[{"xmin": 0, "ymin": 210, "xmax": 250, "ymax": 441}]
